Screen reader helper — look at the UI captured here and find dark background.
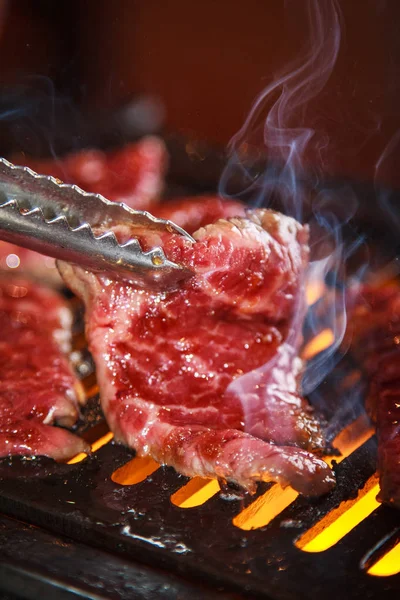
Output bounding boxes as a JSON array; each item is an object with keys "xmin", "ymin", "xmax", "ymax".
[{"xmin": 0, "ymin": 0, "xmax": 399, "ymax": 187}]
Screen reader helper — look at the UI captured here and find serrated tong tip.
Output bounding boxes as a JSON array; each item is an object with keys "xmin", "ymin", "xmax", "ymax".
[{"xmin": 0, "ymin": 157, "xmax": 194, "ymax": 288}]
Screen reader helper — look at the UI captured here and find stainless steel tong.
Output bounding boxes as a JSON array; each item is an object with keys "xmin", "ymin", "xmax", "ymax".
[{"xmin": 0, "ymin": 158, "xmax": 195, "ymax": 289}]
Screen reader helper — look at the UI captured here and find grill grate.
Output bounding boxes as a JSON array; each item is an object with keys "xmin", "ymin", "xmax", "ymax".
[{"xmin": 1, "ymin": 151, "xmax": 400, "ymax": 599}]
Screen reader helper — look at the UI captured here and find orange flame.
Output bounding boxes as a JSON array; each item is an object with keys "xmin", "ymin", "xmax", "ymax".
[
  {"xmin": 67, "ymin": 431, "xmax": 114, "ymax": 465},
  {"xmin": 302, "ymin": 328, "xmax": 335, "ymax": 360},
  {"xmin": 368, "ymin": 543, "xmax": 400, "ymax": 577},
  {"xmin": 306, "ymin": 282, "xmax": 326, "ymax": 306}
]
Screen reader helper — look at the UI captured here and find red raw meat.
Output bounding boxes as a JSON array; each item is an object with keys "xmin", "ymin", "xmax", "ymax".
[
  {"xmin": 59, "ymin": 209, "xmax": 334, "ymax": 496},
  {"xmin": 14, "ymin": 136, "xmax": 167, "ymax": 211},
  {"xmin": 0, "ymin": 420, "xmax": 89, "ymax": 462},
  {"xmin": 0, "ymin": 277, "xmax": 88, "ymax": 460},
  {"xmin": 346, "ymin": 282, "xmax": 400, "ymax": 507}
]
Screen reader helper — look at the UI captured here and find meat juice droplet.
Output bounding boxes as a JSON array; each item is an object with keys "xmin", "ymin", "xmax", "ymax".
[{"xmin": 151, "ymin": 255, "xmax": 164, "ymax": 266}]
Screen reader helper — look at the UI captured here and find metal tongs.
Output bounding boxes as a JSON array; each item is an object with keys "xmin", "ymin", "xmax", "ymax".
[{"xmin": 0, "ymin": 158, "xmax": 195, "ymax": 289}]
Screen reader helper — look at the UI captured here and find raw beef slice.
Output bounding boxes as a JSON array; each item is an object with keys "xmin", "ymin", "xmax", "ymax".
[
  {"xmin": 0, "ymin": 277, "xmax": 88, "ymax": 460},
  {"xmin": 59, "ymin": 209, "xmax": 334, "ymax": 495},
  {"xmin": 13, "ymin": 135, "xmax": 167, "ymax": 211}
]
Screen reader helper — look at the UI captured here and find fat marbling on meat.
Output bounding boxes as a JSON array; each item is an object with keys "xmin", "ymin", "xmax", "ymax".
[
  {"xmin": 0, "ymin": 277, "xmax": 88, "ymax": 460},
  {"xmin": 59, "ymin": 208, "xmax": 334, "ymax": 495}
]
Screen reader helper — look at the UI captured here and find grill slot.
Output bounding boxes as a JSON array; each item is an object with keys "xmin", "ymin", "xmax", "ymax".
[
  {"xmin": 297, "ymin": 474, "xmax": 380, "ymax": 552},
  {"xmin": 171, "ymin": 477, "xmax": 221, "ymax": 508},
  {"xmin": 68, "ymin": 430, "xmax": 114, "ymax": 465},
  {"xmin": 368, "ymin": 542, "xmax": 400, "ymax": 577},
  {"xmin": 233, "ymin": 483, "xmax": 298, "ymax": 531},
  {"xmin": 112, "ymin": 455, "xmax": 159, "ymax": 485}
]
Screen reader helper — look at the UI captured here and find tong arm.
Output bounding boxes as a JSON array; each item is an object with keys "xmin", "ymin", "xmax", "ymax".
[{"xmin": 0, "ymin": 158, "xmax": 194, "ymax": 289}]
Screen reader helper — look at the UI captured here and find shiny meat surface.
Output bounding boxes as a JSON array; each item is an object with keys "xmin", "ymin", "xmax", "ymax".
[
  {"xmin": 59, "ymin": 209, "xmax": 334, "ymax": 495},
  {"xmin": 0, "ymin": 278, "xmax": 88, "ymax": 460},
  {"xmin": 0, "ymin": 420, "xmax": 88, "ymax": 462},
  {"xmin": 346, "ymin": 282, "xmax": 400, "ymax": 507}
]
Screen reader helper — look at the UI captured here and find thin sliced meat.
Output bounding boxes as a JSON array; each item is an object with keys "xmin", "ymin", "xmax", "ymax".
[
  {"xmin": 346, "ymin": 282, "xmax": 400, "ymax": 507},
  {"xmin": 0, "ymin": 277, "xmax": 88, "ymax": 460},
  {"xmin": 0, "ymin": 421, "xmax": 88, "ymax": 461},
  {"xmin": 13, "ymin": 136, "xmax": 167, "ymax": 211},
  {"xmin": 59, "ymin": 209, "xmax": 334, "ymax": 495}
]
